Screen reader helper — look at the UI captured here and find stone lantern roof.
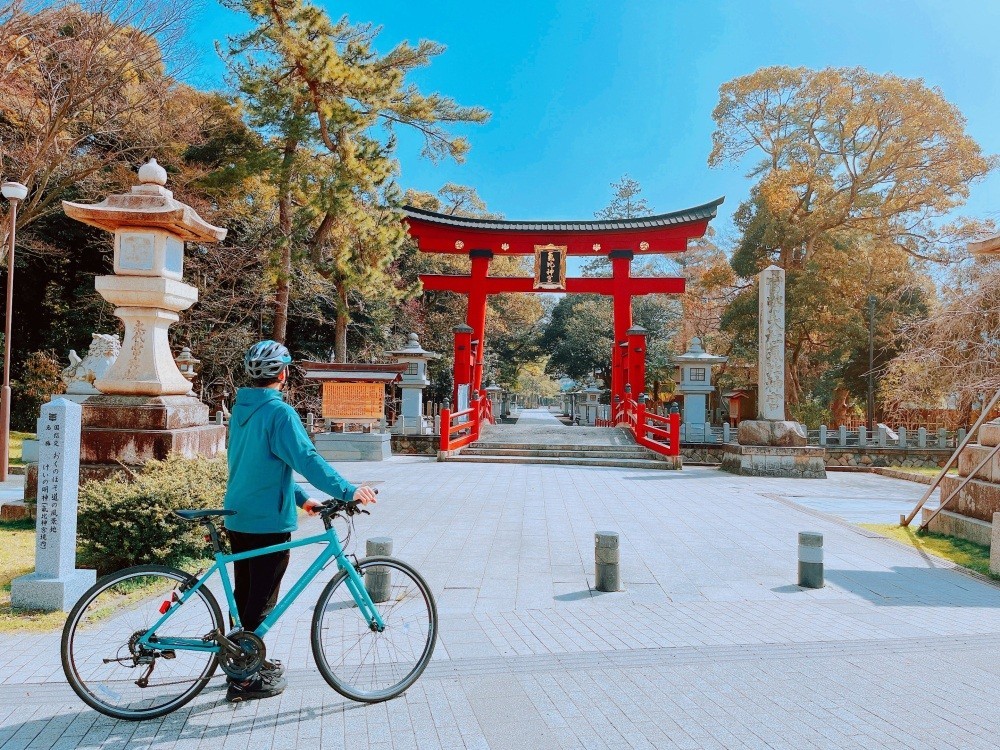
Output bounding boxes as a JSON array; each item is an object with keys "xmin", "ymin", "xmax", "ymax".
[
  {"xmin": 384, "ymin": 332, "xmax": 441, "ymax": 360},
  {"xmin": 675, "ymin": 337, "xmax": 728, "ymax": 366},
  {"xmin": 62, "ymin": 160, "xmax": 227, "ymax": 243}
]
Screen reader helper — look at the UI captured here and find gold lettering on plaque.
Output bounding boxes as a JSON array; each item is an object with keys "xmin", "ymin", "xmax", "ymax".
[{"xmin": 533, "ymin": 245, "xmax": 568, "ymax": 290}]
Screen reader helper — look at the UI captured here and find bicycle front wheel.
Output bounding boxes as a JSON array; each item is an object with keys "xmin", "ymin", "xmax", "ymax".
[
  {"xmin": 61, "ymin": 565, "xmax": 223, "ymax": 721},
  {"xmin": 311, "ymin": 556, "xmax": 437, "ymax": 702}
]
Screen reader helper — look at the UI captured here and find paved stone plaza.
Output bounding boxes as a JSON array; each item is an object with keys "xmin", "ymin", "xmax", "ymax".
[{"xmin": 3, "ymin": 417, "xmax": 1000, "ymax": 749}]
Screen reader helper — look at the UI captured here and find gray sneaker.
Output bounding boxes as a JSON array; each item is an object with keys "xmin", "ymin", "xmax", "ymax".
[{"xmin": 226, "ymin": 672, "xmax": 286, "ymax": 703}]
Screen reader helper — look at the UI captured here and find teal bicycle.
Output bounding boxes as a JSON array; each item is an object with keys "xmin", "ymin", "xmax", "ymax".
[{"xmin": 60, "ymin": 499, "xmax": 438, "ymax": 721}]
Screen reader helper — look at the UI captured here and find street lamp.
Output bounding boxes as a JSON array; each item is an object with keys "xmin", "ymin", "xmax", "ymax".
[
  {"xmin": 867, "ymin": 294, "xmax": 877, "ymax": 433},
  {"xmin": 1, "ymin": 180, "xmax": 28, "ymax": 482}
]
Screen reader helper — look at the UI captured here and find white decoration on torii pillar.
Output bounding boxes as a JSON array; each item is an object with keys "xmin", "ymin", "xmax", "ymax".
[
  {"xmin": 758, "ymin": 265, "xmax": 786, "ymax": 420},
  {"xmin": 62, "ymin": 160, "xmax": 227, "ymax": 396}
]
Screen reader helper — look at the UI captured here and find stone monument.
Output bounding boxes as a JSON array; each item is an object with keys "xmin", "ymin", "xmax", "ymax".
[
  {"xmin": 11, "ymin": 399, "xmax": 95, "ymax": 611},
  {"xmin": 721, "ymin": 265, "xmax": 826, "ymax": 478},
  {"xmin": 57, "ymin": 159, "xmax": 228, "ymax": 482},
  {"xmin": 386, "ymin": 333, "xmax": 440, "ymax": 435}
]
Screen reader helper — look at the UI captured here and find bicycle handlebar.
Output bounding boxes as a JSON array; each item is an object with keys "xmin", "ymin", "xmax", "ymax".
[{"xmin": 318, "ymin": 489, "xmax": 378, "ymax": 521}]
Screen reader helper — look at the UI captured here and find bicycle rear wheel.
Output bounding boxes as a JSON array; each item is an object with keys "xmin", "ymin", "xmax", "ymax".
[
  {"xmin": 61, "ymin": 565, "xmax": 223, "ymax": 721},
  {"xmin": 311, "ymin": 556, "xmax": 437, "ymax": 702}
]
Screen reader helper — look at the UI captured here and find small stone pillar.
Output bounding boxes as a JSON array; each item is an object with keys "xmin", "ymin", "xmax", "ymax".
[
  {"xmin": 797, "ymin": 532, "xmax": 824, "ymax": 589},
  {"xmin": 386, "ymin": 333, "xmax": 440, "ymax": 435},
  {"xmin": 365, "ymin": 537, "xmax": 393, "ymax": 603},
  {"xmin": 595, "ymin": 531, "xmax": 620, "ymax": 592},
  {"xmin": 12, "ymin": 399, "xmax": 95, "ymax": 611}
]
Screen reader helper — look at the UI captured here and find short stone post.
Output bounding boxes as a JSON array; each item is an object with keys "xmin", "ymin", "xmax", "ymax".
[
  {"xmin": 365, "ymin": 537, "xmax": 393, "ymax": 603},
  {"xmin": 918, "ymin": 427, "xmax": 927, "ymax": 448},
  {"xmin": 990, "ymin": 514, "xmax": 1000, "ymax": 577},
  {"xmin": 214, "ymin": 410, "xmax": 224, "ymax": 425},
  {"xmin": 819, "ymin": 425, "xmax": 827, "ymax": 446},
  {"xmin": 838, "ymin": 425, "xmax": 847, "ymax": 446},
  {"xmin": 11, "ymin": 399, "xmax": 96, "ymax": 611},
  {"xmin": 595, "ymin": 531, "xmax": 620, "ymax": 592},
  {"xmin": 306, "ymin": 412, "xmax": 315, "ymax": 433},
  {"xmin": 858, "ymin": 426, "xmax": 867, "ymax": 447},
  {"xmin": 957, "ymin": 428, "xmax": 967, "ymax": 447},
  {"xmin": 797, "ymin": 532, "xmax": 824, "ymax": 589},
  {"xmin": 898, "ymin": 426, "xmax": 908, "ymax": 449},
  {"xmin": 938, "ymin": 428, "xmax": 948, "ymax": 449},
  {"xmin": 723, "ymin": 422, "xmax": 731, "ymax": 443},
  {"xmin": 877, "ymin": 425, "xmax": 887, "ymax": 448}
]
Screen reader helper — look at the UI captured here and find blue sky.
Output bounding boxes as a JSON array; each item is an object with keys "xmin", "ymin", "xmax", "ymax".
[{"xmin": 185, "ymin": 0, "xmax": 1000, "ymax": 242}]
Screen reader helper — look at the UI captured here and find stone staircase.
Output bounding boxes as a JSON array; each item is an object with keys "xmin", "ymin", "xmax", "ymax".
[{"xmin": 441, "ymin": 439, "xmax": 679, "ymax": 470}]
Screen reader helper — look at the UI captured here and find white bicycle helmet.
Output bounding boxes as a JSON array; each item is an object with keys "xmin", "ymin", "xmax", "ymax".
[{"xmin": 244, "ymin": 340, "xmax": 292, "ymax": 380}]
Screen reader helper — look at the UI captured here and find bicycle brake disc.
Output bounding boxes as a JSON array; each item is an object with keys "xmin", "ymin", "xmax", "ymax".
[{"xmin": 218, "ymin": 630, "xmax": 266, "ymax": 680}]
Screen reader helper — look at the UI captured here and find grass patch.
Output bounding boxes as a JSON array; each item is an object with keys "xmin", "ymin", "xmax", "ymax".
[
  {"xmin": 890, "ymin": 466, "xmax": 958, "ymax": 477},
  {"xmin": 0, "ymin": 518, "xmax": 68, "ymax": 632},
  {"xmin": 9, "ymin": 431, "xmax": 34, "ymax": 466},
  {"xmin": 861, "ymin": 523, "xmax": 998, "ymax": 580}
]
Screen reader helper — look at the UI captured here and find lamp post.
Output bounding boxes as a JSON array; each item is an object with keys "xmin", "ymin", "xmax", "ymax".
[
  {"xmin": 1, "ymin": 181, "xmax": 28, "ymax": 481},
  {"xmin": 867, "ymin": 294, "xmax": 876, "ymax": 433}
]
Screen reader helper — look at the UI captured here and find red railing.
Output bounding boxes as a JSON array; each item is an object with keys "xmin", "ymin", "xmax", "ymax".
[
  {"xmin": 438, "ymin": 396, "xmax": 496, "ymax": 453},
  {"xmin": 616, "ymin": 399, "xmax": 680, "ymax": 457}
]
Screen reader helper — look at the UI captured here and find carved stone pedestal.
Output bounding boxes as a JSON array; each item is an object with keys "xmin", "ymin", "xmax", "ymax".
[
  {"xmin": 721, "ymin": 443, "xmax": 827, "ymax": 479},
  {"xmin": 27, "ymin": 395, "xmax": 226, "ymax": 497}
]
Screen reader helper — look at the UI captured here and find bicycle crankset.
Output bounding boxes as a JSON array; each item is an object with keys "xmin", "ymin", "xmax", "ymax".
[{"xmin": 217, "ymin": 630, "xmax": 267, "ymax": 680}]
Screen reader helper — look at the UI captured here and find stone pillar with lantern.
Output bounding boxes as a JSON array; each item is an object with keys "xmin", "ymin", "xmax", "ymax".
[
  {"xmin": 385, "ymin": 333, "xmax": 440, "ymax": 435},
  {"xmin": 51, "ymin": 160, "xmax": 228, "ymax": 483}
]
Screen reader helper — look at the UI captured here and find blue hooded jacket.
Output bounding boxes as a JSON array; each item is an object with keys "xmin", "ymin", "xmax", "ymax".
[{"xmin": 224, "ymin": 388, "xmax": 357, "ymax": 534}]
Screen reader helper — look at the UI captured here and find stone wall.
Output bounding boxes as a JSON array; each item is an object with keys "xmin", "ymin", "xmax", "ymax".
[
  {"xmin": 682, "ymin": 443, "xmax": 952, "ymax": 469},
  {"xmin": 391, "ymin": 434, "xmax": 438, "ymax": 456}
]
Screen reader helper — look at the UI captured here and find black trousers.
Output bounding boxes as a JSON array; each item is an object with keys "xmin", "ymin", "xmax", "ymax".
[{"xmin": 227, "ymin": 529, "xmax": 292, "ymax": 632}]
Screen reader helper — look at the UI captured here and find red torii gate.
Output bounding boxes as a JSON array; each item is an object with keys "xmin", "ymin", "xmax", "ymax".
[{"xmin": 403, "ymin": 197, "xmax": 723, "ymax": 453}]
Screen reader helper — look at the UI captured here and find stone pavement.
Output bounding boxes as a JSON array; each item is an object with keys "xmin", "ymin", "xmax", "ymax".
[
  {"xmin": 3, "ymin": 459, "xmax": 1000, "ymax": 749},
  {"xmin": 478, "ymin": 408, "xmax": 635, "ymax": 446}
]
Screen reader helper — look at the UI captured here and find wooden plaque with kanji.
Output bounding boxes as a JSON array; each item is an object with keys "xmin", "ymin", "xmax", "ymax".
[{"xmin": 322, "ymin": 382, "xmax": 385, "ymax": 420}]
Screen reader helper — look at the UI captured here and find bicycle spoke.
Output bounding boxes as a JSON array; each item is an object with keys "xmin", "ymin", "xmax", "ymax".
[
  {"xmin": 312, "ymin": 558, "xmax": 436, "ymax": 702},
  {"xmin": 62, "ymin": 567, "xmax": 221, "ymax": 721}
]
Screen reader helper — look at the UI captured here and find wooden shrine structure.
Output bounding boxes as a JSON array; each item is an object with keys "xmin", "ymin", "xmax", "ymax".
[{"xmin": 403, "ymin": 197, "xmax": 724, "ymax": 456}]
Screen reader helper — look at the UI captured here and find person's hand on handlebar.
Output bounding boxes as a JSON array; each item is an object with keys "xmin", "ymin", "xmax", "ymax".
[{"xmin": 353, "ymin": 485, "xmax": 378, "ymax": 505}]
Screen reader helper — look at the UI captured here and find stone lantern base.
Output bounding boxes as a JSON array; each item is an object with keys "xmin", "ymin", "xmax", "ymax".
[{"xmin": 26, "ymin": 395, "xmax": 226, "ymax": 498}]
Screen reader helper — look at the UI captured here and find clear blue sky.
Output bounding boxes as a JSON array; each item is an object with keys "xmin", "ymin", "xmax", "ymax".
[{"xmin": 185, "ymin": 0, "xmax": 1000, "ymax": 241}]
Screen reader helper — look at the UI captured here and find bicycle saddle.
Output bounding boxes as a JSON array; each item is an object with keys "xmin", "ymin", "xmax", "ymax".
[{"xmin": 173, "ymin": 509, "xmax": 237, "ymax": 521}]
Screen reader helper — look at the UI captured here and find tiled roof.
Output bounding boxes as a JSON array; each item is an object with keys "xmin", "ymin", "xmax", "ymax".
[{"xmin": 402, "ymin": 197, "xmax": 725, "ymax": 232}]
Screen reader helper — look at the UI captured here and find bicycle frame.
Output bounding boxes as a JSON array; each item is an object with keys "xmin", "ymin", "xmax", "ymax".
[{"xmin": 137, "ymin": 523, "xmax": 385, "ymax": 654}]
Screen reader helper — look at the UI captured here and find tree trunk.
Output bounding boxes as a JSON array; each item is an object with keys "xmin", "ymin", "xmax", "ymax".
[
  {"xmin": 334, "ymin": 312, "xmax": 348, "ymax": 363},
  {"xmin": 270, "ymin": 138, "xmax": 298, "ymax": 343}
]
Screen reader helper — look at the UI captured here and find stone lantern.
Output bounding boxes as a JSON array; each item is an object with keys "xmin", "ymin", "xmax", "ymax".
[
  {"xmin": 385, "ymin": 333, "xmax": 440, "ymax": 435},
  {"xmin": 64, "ymin": 160, "xmax": 226, "ymax": 396},
  {"xmin": 174, "ymin": 347, "xmax": 199, "ymax": 382},
  {"xmin": 583, "ymin": 383, "xmax": 603, "ymax": 426},
  {"xmin": 54, "ymin": 160, "xmax": 228, "ymax": 480},
  {"xmin": 674, "ymin": 337, "xmax": 727, "ymax": 442},
  {"xmin": 483, "ymin": 382, "xmax": 502, "ymax": 419}
]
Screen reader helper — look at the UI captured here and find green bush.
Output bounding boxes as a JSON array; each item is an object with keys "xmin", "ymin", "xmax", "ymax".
[{"xmin": 78, "ymin": 455, "xmax": 229, "ymax": 576}]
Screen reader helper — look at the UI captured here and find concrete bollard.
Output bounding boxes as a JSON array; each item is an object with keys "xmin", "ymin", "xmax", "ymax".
[
  {"xmin": 595, "ymin": 531, "xmax": 621, "ymax": 592},
  {"xmin": 365, "ymin": 537, "xmax": 393, "ymax": 603},
  {"xmin": 798, "ymin": 532, "xmax": 824, "ymax": 589}
]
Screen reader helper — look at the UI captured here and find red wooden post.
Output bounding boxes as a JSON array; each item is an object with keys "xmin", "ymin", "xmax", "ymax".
[
  {"xmin": 609, "ymin": 250, "xmax": 633, "ymax": 409},
  {"xmin": 439, "ymin": 408, "xmax": 451, "ymax": 452},
  {"xmin": 669, "ymin": 410, "xmax": 681, "ymax": 455},
  {"xmin": 452, "ymin": 324, "xmax": 474, "ymax": 407},
  {"xmin": 627, "ymin": 326, "xmax": 647, "ymax": 399},
  {"xmin": 467, "ymin": 250, "xmax": 492, "ymax": 396}
]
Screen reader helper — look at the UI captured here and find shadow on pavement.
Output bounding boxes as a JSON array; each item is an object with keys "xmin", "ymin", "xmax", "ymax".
[{"xmin": 821, "ymin": 567, "xmax": 1000, "ymax": 607}]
